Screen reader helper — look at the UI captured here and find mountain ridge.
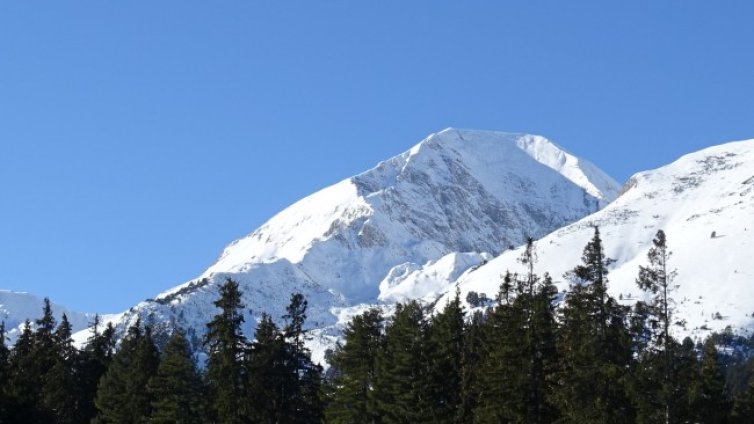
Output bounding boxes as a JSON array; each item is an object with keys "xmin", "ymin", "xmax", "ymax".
[
  {"xmin": 71, "ymin": 128, "xmax": 618, "ymax": 362},
  {"xmin": 440, "ymin": 137, "xmax": 754, "ymax": 341}
]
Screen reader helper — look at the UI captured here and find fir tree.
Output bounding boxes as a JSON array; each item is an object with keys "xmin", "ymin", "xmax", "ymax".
[
  {"xmin": 551, "ymin": 227, "xmax": 634, "ymax": 424},
  {"xmin": 732, "ymin": 375, "xmax": 754, "ymax": 424},
  {"xmin": 526, "ymin": 273, "xmax": 559, "ymax": 424},
  {"xmin": 6, "ymin": 299, "xmax": 60, "ymax": 423},
  {"xmin": 78, "ymin": 316, "xmax": 115, "ymax": 423},
  {"xmin": 635, "ymin": 229, "xmax": 678, "ymax": 424},
  {"xmin": 6, "ymin": 320, "xmax": 39, "ymax": 423},
  {"xmin": 666, "ymin": 337, "xmax": 701, "ymax": 424},
  {"xmin": 457, "ymin": 310, "xmax": 485, "ymax": 424},
  {"xmin": 690, "ymin": 339, "xmax": 731, "ymax": 424},
  {"xmin": 93, "ymin": 321, "xmax": 159, "ymax": 424},
  {"xmin": 326, "ymin": 308, "xmax": 384, "ymax": 424},
  {"xmin": 372, "ymin": 301, "xmax": 431, "ymax": 423},
  {"xmin": 42, "ymin": 314, "xmax": 79, "ymax": 424},
  {"xmin": 474, "ymin": 241, "xmax": 558, "ymax": 424},
  {"xmin": 149, "ymin": 330, "xmax": 206, "ymax": 424},
  {"xmin": 204, "ymin": 278, "xmax": 247, "ymax": 424},
  {"xmin": 425, "ymin": 289, "xmax": 465, "ymax": 424},
  {"xmin": 34, "ymin": 298, "xmax": 59, "ymax": 421},
  {"xmin": 246, "ymin": 313, "xmax": 287, "ymax": 424},
  {"xmin": 282, "ymin": 293, "xmax": 324, "ymax": 424},
  {"xmin": 0, "ymin": 322, "xmax": 9, "ymax": 422},
  {"xmin": 474, "ymin": 271, "xmax": 522, "ymax": 424}
]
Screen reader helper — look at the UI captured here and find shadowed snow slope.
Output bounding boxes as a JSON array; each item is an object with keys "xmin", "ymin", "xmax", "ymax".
[
  {"xmin": 72, "ymin": 128, "xmax": 619, "ymax": 363},
  {"xmin": 440, "ymin": 138, "xmax": 754, "ymax": 342}
]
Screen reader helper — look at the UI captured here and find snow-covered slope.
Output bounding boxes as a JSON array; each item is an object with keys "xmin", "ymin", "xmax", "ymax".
[
  {"xmin": 79, "ymin": 128, "xmax": 618, "ymax": 361},
  {"xmin": 443, "ymin": 138, "xmax": 754, "ymax": 341},
  {"xmin": 0, "ymin": 290, "xmax": 91, "ymax": 342}
]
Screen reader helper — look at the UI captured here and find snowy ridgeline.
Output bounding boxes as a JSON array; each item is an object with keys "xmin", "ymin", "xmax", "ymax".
[
  {"xmin": 4, "ymin": 129, "xmax": 754, "ymax": 366},
  {"xmin": 442, "ymin": 138, "xmax": 754, "ymax": 343},
  {"xmin": 0, "ymin": 290, "xmax": 92, "ymax": 340},
  {"xmin": 68, "ymin": 128, "xmax": 621, "ymax": 363}
]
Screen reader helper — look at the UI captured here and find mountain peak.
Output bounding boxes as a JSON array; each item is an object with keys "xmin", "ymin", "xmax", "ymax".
[
  {"xmin": 81, "ymin": 128, "xmax": 621, "ymax": 363},
  {"xmin": 414, "ymin": 128, "xmax": 620, "ymax": 202}
]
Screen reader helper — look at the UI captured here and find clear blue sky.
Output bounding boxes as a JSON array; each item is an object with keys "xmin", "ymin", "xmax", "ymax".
[{"xmin": 2, "ymin": 2, "xmax": 753, "ymax": 313}]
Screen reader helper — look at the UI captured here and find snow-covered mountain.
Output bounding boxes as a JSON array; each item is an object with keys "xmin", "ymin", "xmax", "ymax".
[
  {"xmin": 0, "ymin": 290, "xmax": 91, "ymax": 342},
  {"xmin": 440, "ymin": 138, "xmax": 754, "ymax": 341},
  {"xmin": 77, "ymin": 128, "xmax": 619, "ymax": 361}
]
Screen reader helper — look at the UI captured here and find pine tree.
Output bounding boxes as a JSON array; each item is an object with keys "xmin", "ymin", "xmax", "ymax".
[
  {"xmin": 474, "ymin": 271, "xmax": 522, "ymax": 424},
  {"xmin": 372, "ymin": 301, "xmax": 431, "ymax": 423},
  {"xmin": 425, "ymin": 289, "xmax": 465, "ymax": 424},
  {"xmin": 246, "ymin": 313, "xmax": 287, "ymax": 424},
  {"xmin": 526, "ymin": 273, "xmax": 559, "ymax": 424},
  {"xmin": 326, "ymin": 308, "xmax": 384, "ymax": 424},
  {"xmin": 42, "ymin": 314, "xmax": 79, "ymax": 424},
  {"xmin": 669, "ymin": 337, "xmax": 700, "ymax": 424},
  {"xmin": 732, "ymin": 375, "xmax": 754, "ymax": 424},
  {"xmin": 93, "ymin": 321, "xmax": 159, "ymax": 424},
  {"xmin": 282, "ymin": 293, "xmax": 324, "ymax": 424},
  {"xmin": 518, "ymin": 239, "xmax": 559, "ymax": 424},
  {"xmin": 6, "ymin": 299, "xmax": 61, "ymax": 423},
  {"xmin": 635, "ymin": 229, "xmax": 678, "ymax": 424},
  {"xmin": 690, "ymin": 339, "xmax": 731, "ymax": 424},
  {"xmin": 551, "ymin": 227, "xmax": 634, "ymax": 424},
  {"xmin": 457, "ymin": 310, "xmax": 485, "ymax": 424},
  {"xmin": 35, "ymin": 298, "xmax": 59, "ymax": 421},
  {"xmin": 204, "ymin": 278, "xmax": 247, "ymax": 424},
  {"xmin": 6, "ymin": 320, "xmax": 38, "ymax": 423},
  {"xmin": 0, "ymin": 322, "xmax": 9, "ymax": 422},
  {"xmin": 149, "ymin": 329, "xmax": 206, "ymax": 424},
  {"xmin": 78, "ymin": 316, "xmax": 115, "ymax": 423}
]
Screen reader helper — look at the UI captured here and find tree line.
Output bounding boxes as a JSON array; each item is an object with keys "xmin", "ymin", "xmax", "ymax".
[
  {"xmin": 0, "ymin": 280, "xmax": 323, "ymax": 424},
  {"xmin": 1, "ymin": 228, "xmax": 754, "ymax": 423},
  {"xmin": 326, "ymin": 229, "xmax": 754, "ymax": 424}
]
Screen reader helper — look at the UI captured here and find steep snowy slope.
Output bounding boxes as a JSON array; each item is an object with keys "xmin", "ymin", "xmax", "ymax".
[
  {"xmin": 77, "ymin": 128, "xmax": 619, "ymax": 361},
  {"xmin": 0, "ymin": 290, "xmax": 91, "ymax": 341},
  {"xmin": 442, "ymin": 138, "xmax": 754, "ymax": 340}
]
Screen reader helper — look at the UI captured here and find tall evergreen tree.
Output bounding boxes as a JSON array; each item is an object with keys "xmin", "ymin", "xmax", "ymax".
[
  {"xmin": 635, "ymin": 229, "xmax": 678, "ymax": 424},
  {"xmin": 0, "ymin": 322, "xmax": 9, "ymax": 422},
  {"xmin": 457, "ymin": 310, "xmax": 485, "ymax": 424},
  {"xmin": 551, "ymin": 227, "xmax": 634, "ymax": 424},
  {"xmin": 372, "ymin": 301, "xmax": 431, "ymax": 423},
  {"xmin": 326, "ymin": 308, "xmax": 384, "ymax": 424},
  {"xmin": 204, "ymin": 278, "xmax": 247, "ymax": 424},
  {"xmin": 78, "ymin": 316, "xmax": 115, "ymax": 423},
  {"xmin": 690, "ymin": 339, "xmax": 731, "ymax": 424},
  {"xmin": 6, "ymin": 320, "xmax": 39, "ymax": 423},
  {"xmin": 42, "ymin": 314, "xmax": 79, "ymax": 424},
  {"xmin": 670, "ymin": 337, "xmax": 702, "ymax": 424},
  {"xmin": 474, "ymin": 240, "xmax": 558, "ymax": 424},
  {"xmin": 732, "ymin": 374, "xmax": 754, "ymax": 424},
  {"xmin": 526, "ymin": 272, "xmax": 559, "ymax": 424},
  {"xmin": 93, "ymin": 321, "xmax": 159, "ymax": 424},
  {"xmin": 474, "ymin": 271, "xmax": 521, "ymax": 424},
  {"xmin": 425, "ymin": 289, "xmax": 465, "ymax": 424},
  {"xmin": 246, "ymin": 313, "xmax": 287, "ymax": 424},
  {"xmin": 34, "ymin": 298, "xmax": 59, "ymax": 421},
  {"xmin": 149, "ymin": 330, "xmax": 205, "ymax": 424},
  {"xmin": 282, "ymin": 293, "xmax": 324, "ymax": 424},
  {"xmin": 6, "ymin": 299, "xmax": 60, "ymax": 423}
]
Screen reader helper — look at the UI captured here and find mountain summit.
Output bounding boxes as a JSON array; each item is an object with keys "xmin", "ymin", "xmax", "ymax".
[{"xmin": 75, "ymin": 128, "xmax": 619, "ymax": 359}]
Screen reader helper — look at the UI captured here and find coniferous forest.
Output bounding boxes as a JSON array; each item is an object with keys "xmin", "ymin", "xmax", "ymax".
[{"xmin": 3, "ymin": 228, "xmax": 754, "ymax": 423}]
